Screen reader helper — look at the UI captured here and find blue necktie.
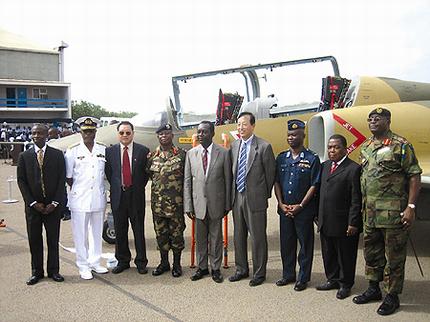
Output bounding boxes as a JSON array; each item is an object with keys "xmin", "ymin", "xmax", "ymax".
[{"xmin": 236, "ymin": 142, "xmax": 247, "ymax": 192}]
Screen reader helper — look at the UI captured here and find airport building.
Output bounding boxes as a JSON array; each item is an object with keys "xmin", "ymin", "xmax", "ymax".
[{"xmin": 0, "ymin": 28, "xmax": 71, "ymax": 123}]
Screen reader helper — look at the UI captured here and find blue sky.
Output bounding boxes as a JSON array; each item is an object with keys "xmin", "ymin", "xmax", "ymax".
[{"xmin": 1, "ymin": 0, "xmax": 429, "ymax": 113}]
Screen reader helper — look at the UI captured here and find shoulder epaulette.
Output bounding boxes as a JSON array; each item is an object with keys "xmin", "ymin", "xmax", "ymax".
[
  {"xmin": 391, "ymin": 134, "xmax": 409, "ymax": 145},
  {"xmin": 67, "ymin": 142, "xmax": 80, "ymax": 149},
  {"xmin": 96, "ymin": 141, "xmax": 107, "ymax": 147}
]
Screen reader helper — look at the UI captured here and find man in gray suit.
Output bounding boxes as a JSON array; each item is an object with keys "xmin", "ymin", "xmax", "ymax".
[
  {"xmin": 184, "ymin": 121, "xmax": 232, "ymax": 283},
  {"xmin": 229, "ymin": 112, "xmax": 276, "ymax": 287}
]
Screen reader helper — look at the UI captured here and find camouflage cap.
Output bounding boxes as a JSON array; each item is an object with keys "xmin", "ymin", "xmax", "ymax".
[
  {"xmin": 287, "ymin": 119, "xmax": 305, "ymax": 130},
  {"xmin": 369, "ymin": 107, "xmax": 391, "ymax": 119},
  {"xmin": 156, "ymin": 123, "xmax": 173, "ymax": 134}
]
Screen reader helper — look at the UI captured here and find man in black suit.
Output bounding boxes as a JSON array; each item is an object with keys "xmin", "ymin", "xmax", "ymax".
[
  {"xmin": 316, "ymin": 134, "xmax": 362, "ymax": 299},
  {"xmin": 17, "ymin": 124, "xmax": 66, "ymax": 285},
  {"xmin": 105, "ymin": 121, "xmax": 150, "ymax": 274}
]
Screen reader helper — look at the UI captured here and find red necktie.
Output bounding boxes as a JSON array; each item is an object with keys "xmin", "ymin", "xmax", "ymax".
[
  {"xmin": 122, "ymin": 146, "xmax": 132, "ymax": 187},
  {"xmin": 202, "ymin": 149, "xmax": 208, "ymax": 175},
  {"xmin": 330, "ymin": 162, "xmax": 338, "ymax": 174}
]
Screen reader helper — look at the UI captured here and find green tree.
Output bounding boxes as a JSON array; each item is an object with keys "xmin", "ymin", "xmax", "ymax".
[{"xmin": 71, "ymin": 100, "xmax": 137, "ymax": 120}]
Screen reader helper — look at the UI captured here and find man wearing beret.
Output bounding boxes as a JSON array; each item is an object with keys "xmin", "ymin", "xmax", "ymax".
[
  {"xmin": 147, "ymin": 123, "xmax": 187, "ymax": 277},
  {"xmin": 353, "ymin": 107, "xmax": 421, "ymax": 315},
  {"xmin": 274, "ymin": 119, "xmax": 321, "ymax": 291},
  {"xmin": 105, "ymin": 121, "xmax": 150, "ymax": 275},
  {"xmin": 65, "ymin": 117, "xmax": 108, "ymax": 280}
]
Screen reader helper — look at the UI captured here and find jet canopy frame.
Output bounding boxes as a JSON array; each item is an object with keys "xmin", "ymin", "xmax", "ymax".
[{"xmin": 171, "ymin": 56, "xmax": 340, "ymax": 125}]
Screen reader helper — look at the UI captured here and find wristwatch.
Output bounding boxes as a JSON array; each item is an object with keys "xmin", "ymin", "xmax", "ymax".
[{"xmin": 407, "ymin": 204, "xmax": 416, "ymax": 209}]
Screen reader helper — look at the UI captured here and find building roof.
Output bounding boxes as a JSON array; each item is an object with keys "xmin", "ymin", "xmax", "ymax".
[{"xmin": 0, "ymin": 28, "xmax": 58, "ymax": 54}]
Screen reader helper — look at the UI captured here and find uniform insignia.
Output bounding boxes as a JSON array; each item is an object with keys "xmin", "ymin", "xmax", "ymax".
[
  {"xmin": 77, "ymin": 156, "xmax": 85, "ymax": 160},
  {"xmin": 292, "ymin": 123, "xmax": 298, "ymax": 129},
  {"xmin": 96, "ymin": 153, "xmax": 105, "ymax": 158},
  {"xmin": 383, "ymin": 138, "xmax": 391, "ymax": 146},
  {"xmin": 376, "ymin": 108, "xmax": 383, "ymax": 114}
]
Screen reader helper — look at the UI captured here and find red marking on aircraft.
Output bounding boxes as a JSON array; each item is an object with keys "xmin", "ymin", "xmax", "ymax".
[{"xmin": 332, "ymin": 113, "xmax": 366, "ymax": 154}]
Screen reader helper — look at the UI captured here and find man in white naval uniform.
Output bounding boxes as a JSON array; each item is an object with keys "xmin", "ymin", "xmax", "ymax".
[{"xmin": 65, "ymin": 117, "xmax": 108, "ymax": 280}]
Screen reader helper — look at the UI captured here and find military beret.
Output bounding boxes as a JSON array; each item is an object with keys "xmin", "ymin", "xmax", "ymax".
[
  {"xmin": 369, "ymin": 107, "xmax": 391, "ymax": 118},
  {"xmin": 287, "ymin": 119, "xmax": 305, "ymax": 131},
  {"xmin": 75, "ymin": 116, "xmax": 100, "ymax": 130},
  {"xmin": 156, "ymin": 123, "xmax": 172, "ymax": 134}
]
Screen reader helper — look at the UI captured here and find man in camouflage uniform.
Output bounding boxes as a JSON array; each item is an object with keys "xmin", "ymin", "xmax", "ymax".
[
  {"xmin": 147, "ymin": 123, "xmax": 186, "ymax": 277},
  {"xmin": 353, "ymin": 108, "xmax": 421, "ymax": 316}
]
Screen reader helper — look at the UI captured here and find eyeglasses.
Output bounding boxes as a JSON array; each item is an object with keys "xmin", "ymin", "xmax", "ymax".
[
  {"xmin": 119, "ymin": 131, "xmax": 132, "ymax": 136},
  {"xmin": 367, "ymin": 117, "xmax": 387, "ymax": 123}
]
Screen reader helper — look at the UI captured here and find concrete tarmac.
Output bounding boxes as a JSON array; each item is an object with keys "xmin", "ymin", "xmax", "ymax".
[{"xmin": 1, "ymin": 160, "xmax": 429, "ymax": 322}]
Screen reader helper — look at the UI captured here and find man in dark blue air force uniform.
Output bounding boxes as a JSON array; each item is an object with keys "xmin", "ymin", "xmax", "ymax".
[{"xmin": 274, "ymin": 119, "xmax": 321, "ymax": 291}]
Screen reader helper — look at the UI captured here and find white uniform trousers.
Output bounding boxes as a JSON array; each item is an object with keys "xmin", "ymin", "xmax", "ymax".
[{"xmin": 71, "ymin": 211, "xmax": 104, "ymax": 272}]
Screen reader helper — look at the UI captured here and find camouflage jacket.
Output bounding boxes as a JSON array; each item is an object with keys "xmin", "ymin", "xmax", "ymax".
[
  {"xmin": 147, "ymin": 145, "xmax": 186, "ymax": 217},
  {"xmin": 360, "ymin": 131, "xmax": 422, "ymax": 227}
]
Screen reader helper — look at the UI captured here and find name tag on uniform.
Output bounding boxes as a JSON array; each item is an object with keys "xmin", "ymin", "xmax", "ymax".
[{"xmin": 377, "ymin": 147, "xmax": 390, "ymax": 154}]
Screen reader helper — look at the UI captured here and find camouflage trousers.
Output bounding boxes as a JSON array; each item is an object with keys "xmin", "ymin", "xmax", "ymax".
[
  {"xmin": 152, "ymin": 213, "xmax": 185, "ymax": 253},
  {"xmin": 363, "ymin": 225, "xmax": 408, "ymax": 294}
]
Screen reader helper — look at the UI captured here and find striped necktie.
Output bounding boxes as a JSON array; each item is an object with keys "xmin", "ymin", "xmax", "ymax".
[
  {"xmin": 37, "ymin": 149, "xmax": 46, "ymax": 198},
  {"xmin": 236, "ymin": 142, "xmax": 247, "ymax": 192},
  {"xmin": 202, "ymin": 148, "xmax": 208, "ymax": 175}
]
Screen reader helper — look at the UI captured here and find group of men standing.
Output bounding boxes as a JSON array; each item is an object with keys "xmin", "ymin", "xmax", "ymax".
[{"xmin": 17, "ymin": 107, "xmax": 421, "ymax": 316}]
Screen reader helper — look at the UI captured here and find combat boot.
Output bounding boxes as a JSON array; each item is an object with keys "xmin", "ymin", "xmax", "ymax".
[
  {"xmin": 377, "ymin": 293, "xmax": 400, "ymax": 316},
  {"xmin": 152, "ymin": 251, "xmax": 170, "ymax": 276},
  {"xmin": 353, "ymin": 282, "xmax": 382, "ymax": 304},
  {"xmin": 172, "ymin": 252, "xmax": 182, "ymax": 278}
]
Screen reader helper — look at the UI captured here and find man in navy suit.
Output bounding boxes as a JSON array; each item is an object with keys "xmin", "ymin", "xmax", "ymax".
[
  {"xmin": 17, "ymin": 124, "xmax": 66, "ymax": 285},
  {"xmin": 105, "ymin": 121, "xmax": 150, "ymax": 274}
]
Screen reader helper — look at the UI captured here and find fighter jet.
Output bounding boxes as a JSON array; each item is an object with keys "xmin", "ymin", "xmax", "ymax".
[{"xmin": 49, "ymin": 56, "xmax": 430, "ymax": 216}]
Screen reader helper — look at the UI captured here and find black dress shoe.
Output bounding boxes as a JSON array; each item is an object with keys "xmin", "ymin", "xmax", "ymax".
[
  {"xmin": 62, "ymin": 213, "xmax": 71, "ymax": 221},
  {"xmin": 112, "ymin": 264, "xmax": 130, "ymax": 274},
  {"xmin": 190, "ymin": 268, "xmax": 209, "ymax": 281},
  {"xmin": 212, "ymin": 270, "xmax": 223, "ymax": 283},
  {"xmin": 152, "ymin": 264, "xmax": 170, "ymax": 276},
  {"xmin": 352, "ymin": 287, "xmax": 382, "ymax": 304},
  {"xmin": 336, "ymin": 287, "xmax": 351, "ymax": 299},
  {"xmin": 377, "ymin": 294, "xmax": 400, "ymax": 316},
  {"xmin": 26, "ymin": 275, "xmax": 43, "ymax": 285},
  {"xmin": 228, "ymin": 272, "xmax": 249, "ymax": 282},
  {"xmin": 171, "ymin": 264, "xmax": 182, "ymax": 278},
  {"xmin": 137, "ymin": 266, "xmax": 148, "ymax": 274},
  {"xmin": 294, "ymin": 281, "xmax": 307, "ymax": 291},
  {"xmin": 275, "ymin": 278, "xmax": 295, "ymax": 286},
  {"xmin": 249, "ymin": 277, "xmax": 265, "ymax": 287},
  {"xmin": 316, "ymin": 280, "xmax": 340, "ymax": 291},
  {"xmin": 48, "ymin": 273, "xmax": 64, "ymax": 282}
]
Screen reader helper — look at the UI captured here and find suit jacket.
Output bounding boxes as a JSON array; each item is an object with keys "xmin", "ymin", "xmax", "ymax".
[
  {"xmin": 230, "ymin": 135, "xmax": 276, "ymax": 212},
  {"xmin": 105, "ymin": 142, "xmax": 149, "ymax": 213},
  {"xmin": 317, "ymin": 157, "xmax": 362, "ymax": 236},
  {"xmin": 17, "ymin": 146, "xmax": 66, "ymax": 209},
  {"xmin": 184, "ymin": 143, "xmax": 232, "ymax": 220}
]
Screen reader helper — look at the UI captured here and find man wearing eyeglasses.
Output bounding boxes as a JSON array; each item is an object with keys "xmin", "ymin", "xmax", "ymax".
[
  {"xmin": 105, "ymin": 121, "xmax": 150, "ymax": 275},
  {"xmin": 353, "ymin": 108, "xmax": 422, "ymax": 316}
]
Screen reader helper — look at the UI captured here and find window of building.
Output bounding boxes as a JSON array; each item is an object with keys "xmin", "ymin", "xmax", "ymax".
[{"xmin": 33, "ymin": 88, "xmax": 48, "ymax": 99}]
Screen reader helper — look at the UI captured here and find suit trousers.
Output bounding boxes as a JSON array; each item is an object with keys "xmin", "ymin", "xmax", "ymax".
[
  {"xmin": 232, "ymin": 191, "xmax": 268, "ymax": 279},
  {"xmin": 113, "ymin": 189, "xmax": 148, "ymax": 268},
  {"xmin": 71, "ymin": 210, "xmax": 104, "ymax": 272},
  {"xmin": 320, "ymin": 231, "xmax": 359, "ymax": 288},
  {"xmin": 280, "ymin": 213, "xmax": 314, "ymax": 283},
  {"xmin": 195, "ymin": 214, "xmax": 223, "ymax": 271},
  {"xmin": 25, "ymin": 207, "xmax": 61, "ymax": 276}
]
